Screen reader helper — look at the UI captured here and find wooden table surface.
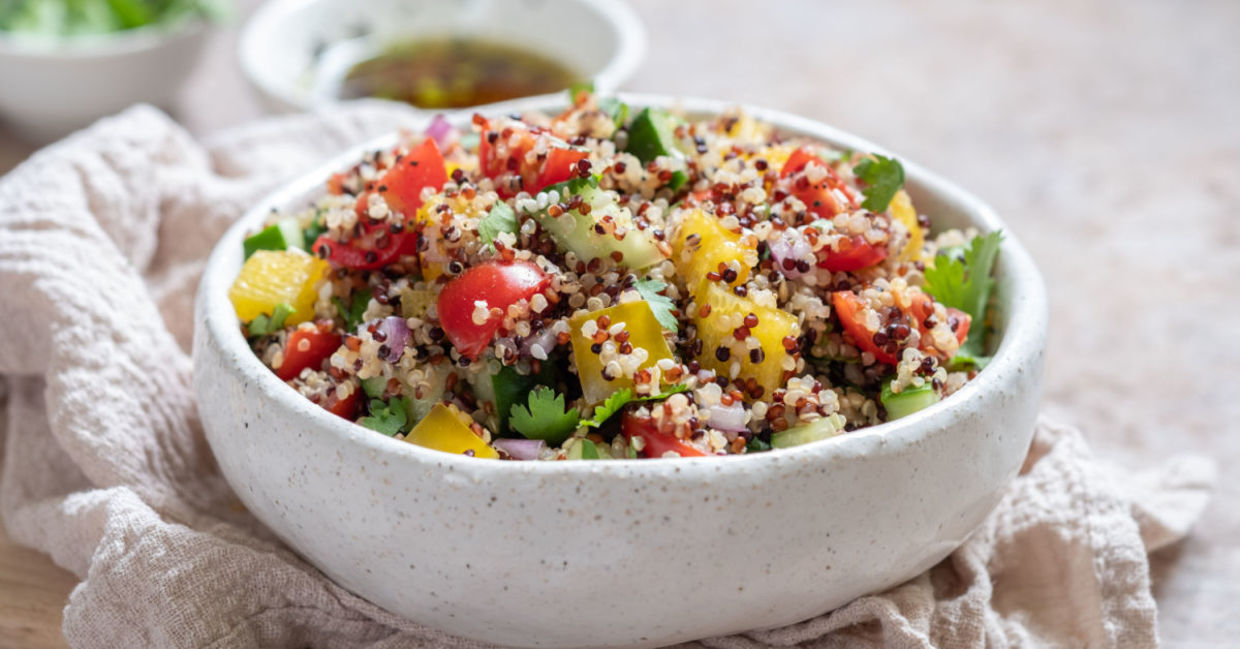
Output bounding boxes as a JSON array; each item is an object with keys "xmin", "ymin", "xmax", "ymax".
[{"xmin": 2, "ymin": 1, "xmax": 1237, "ymax": 648}]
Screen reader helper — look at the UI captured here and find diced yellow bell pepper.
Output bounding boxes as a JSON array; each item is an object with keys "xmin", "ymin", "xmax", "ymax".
[
  {"xmin": 890, "ymin": 190, "xmax": 924, "ymax": 263},
  {"xmin": 569, "ymin": 301, "xmax": 674, "ymax": 404},
  {"xmin": 404, "ymin": 403, "xmax": 498, "ymax": 459},
  {"xmin": 693, "ymin": 282, "xmax": 799, "ymax": 398},
  {"xmin": 672, "ymin": 208, "xmax": 756, "ymax": 296},
  {"xmin": 229, "ymin": 249, "xmax": 328, "ymax": 326},
  {"xmin": 759, "ymin": 144, "xmax": 796, "ymax": 174}
]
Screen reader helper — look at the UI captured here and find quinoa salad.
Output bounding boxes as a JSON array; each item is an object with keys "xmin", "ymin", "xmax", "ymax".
[{"xmin": 228, "ymin": 91, "xmax": 1003, "ymax": 460}]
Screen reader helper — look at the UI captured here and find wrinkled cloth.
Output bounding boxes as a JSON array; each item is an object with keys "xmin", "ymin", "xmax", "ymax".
[{"xmin": 0, "ymin": 104, "xmax": 1216, "ymax": 649}]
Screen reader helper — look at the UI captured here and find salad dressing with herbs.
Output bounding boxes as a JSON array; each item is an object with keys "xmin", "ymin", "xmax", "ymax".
[{"xmin": 339, "ymin": 37, "xmax": 580, "ymax": 109}]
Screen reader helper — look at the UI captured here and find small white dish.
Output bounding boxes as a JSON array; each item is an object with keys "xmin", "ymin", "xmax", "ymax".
[
  {"xmin": 239, "ymin": 0, "xmax": 647, "ymax": 114},
  {"xmin": 194, "ymin": 94, "xmax": 1048, "ymax": 649},
  {"xmin": 0, "ymin": 19, "xmax": 209, "ymax": 142}
]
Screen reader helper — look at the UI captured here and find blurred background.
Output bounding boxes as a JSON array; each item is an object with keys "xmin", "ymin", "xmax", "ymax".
[{"xmin": 1, "ymin": 0, "xmax": 1236, "ymax": 647}]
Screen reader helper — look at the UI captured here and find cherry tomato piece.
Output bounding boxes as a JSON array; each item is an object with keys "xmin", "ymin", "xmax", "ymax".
[
  {"xmin": 376, "ymin": 137, "xmax": 448, "ymax": 216},
  {"xmin": 532, "ymin": 147, "xmax": 588, "ymax": 192},
  {"xmin": 781, "ymin": 146, "xmax": 859, "ymax": 219},
  {"xmin": 830, "ymin": 291, "xmax": 899, "ymax": 365},
  {"xmin": 622, "ymin": 412, "xmax": 707, "ymax": 458},
  {"xmin": 816, "ymin": 235, "xmax": 888, "ymax": 272},
  {"xmin": 278, "ymin": 322, "xmax": 342, "ymax": 381},
  {"xmin": 325, "ymin": 388, "xmax": 360, "ymax": 419},
  {"xmin": 437, "ymin": 260, "xmax": 551, "ymax": 360}
]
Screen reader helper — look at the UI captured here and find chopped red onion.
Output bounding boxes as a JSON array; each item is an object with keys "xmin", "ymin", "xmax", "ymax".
[
  {"xmin": 768, "ymin": 231, "xmax": 814, "ymax": 278},
  {"xmin": 705, "ymin": 401, "xmax": 748, "ymax": 432},
  {"xmin": 493, "ymin": 438, "xmax": 545, "ymax": 460},
  {"xmin": 374, "ymin": 316, "xmax": 410, "ymax": 363},
  {"xmin": 520, "ymin": 326, "xmax": 558, "ymax": 359},
  {"xmin": 425, "ymin": 114, "xmax": 456, "ymax": 148}
]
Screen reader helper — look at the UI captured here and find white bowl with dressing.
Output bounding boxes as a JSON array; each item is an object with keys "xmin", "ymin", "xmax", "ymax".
[{"xmin": 239, "ymin": 0, "xmax": 646, "ymax": 113}]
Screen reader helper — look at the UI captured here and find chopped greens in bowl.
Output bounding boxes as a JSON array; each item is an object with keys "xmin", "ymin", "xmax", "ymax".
[{"xmin": 0, "ymin": 0, "xmax": 228, "ymax": 36}]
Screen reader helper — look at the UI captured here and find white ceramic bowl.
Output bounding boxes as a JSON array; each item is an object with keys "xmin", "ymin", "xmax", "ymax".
[
  {"xmin": 194, "ymin": 94, "xmax": 1047, "ymax": 649},
  {"xmin": 0, "ymin": 19, "xmax": 209, "ymax": 142},
  {"xmin": 239, "ymin": 0, "xmax": 646, "ymax": 114}
]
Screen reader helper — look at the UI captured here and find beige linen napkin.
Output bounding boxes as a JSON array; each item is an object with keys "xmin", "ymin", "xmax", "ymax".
[{"xmin": 0, "ymin": 105, "xmax": 1216, "ymax": 649}]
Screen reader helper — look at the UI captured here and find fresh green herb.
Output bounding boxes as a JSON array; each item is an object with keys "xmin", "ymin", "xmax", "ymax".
[
  {"xmin": 478, "ymin": 200, "xmax": 518, "ymax": 248},
  {"xmin": 580, "ymin": 384, "xmax": 691, "ymax": 429},
  {"xmin": 667, "ymin": 170, "xmax": 688, "ymax": 192},
  {"xmin": 924, "ymin": 230, "xmax": 1003, "ymax": 359},
  {"xmin": 579, "ymin": 438, "xmax": 600, "ymax": 459},
  {"xmin": 246, "ymin": 302, "xmax": 294, "ymax": 338},
  {"xmin": 598, "ymin": 97, "xmax": 629, "ymax": 128},
  {"xmin": 0, "ymin": 0, "xmax": 231, "ymax": 35},
  {"xmin": 509, "ymin": 386, "xmax": 581, "ymax": 445},
  {"xmin": 359, "ymin": 397, "xmax": 409, "ymax": 437},
  {"xmin": 854, "ymin": 155, "xmax": 905, "ymax": 212},
  {"xmin": 633, "ymin": 278, "xmax": 678, "ymax": 332},
  {"xmin": 745, "ymin": 437, "xmax": 771, "ymax": 453},
  {"xmin": 303, "ymin": 212, "xmax": 327, "ymax": 244},
  {"xmin": 333, "ymin": 295, "xmax": 370, "ymax": 331}
]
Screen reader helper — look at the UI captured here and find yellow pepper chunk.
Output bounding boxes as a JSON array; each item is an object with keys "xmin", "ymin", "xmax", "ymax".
[
  {"xmin": 404, "ymin": 403, "xmax": 498, "ymax": 459},
  {"xmin": 890, "ymin": 189, "xmax": 924, "ymax": 263},
  {"xmin": 229, "ymin": 249, "xmax": 328, "ymax": 326},
  {"xmin": 569, "ymin": 301, "xmax": 675, "ymax": 404},
  {"xmin": 672, "ymin": 208, "xmax": 756, "ymax": 296},
  {"xmin": 693, "ymin": 282, "xmax": 799, "ymax": 398}
]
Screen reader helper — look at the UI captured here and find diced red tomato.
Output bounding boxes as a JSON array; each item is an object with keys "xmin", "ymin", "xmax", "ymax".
[
  {"xmin": 277, "ymin": 322, "xmax": 342, "ymax": 381},
  {"xmin": 374, "ymin": 137, "xmax": 447, "ymax": 216},
  {"xmin": 325, "ymin": 388, "xmax": 360, "ymax": 419},
  {"xmin": 816, "ymin": 234, "xmax": 888, "ymax": 272},
  {"xmin": 477, "ymin": 118, "xmax": 539, "ymax": 197},
  {"xmin": 781, "ymin": 146, "xmax": 858, "ymax": 219},
  {"xmin": 326, "ymin": 172, "xmax": 349, "ymax": 195},
  {"xmin": 946, "ymin": 307, "xmax": 971, "ymax": 346},
  {"xmin": 907, "ymin": 295, "xmax": 972, "ymax": 350},
  {"xmin": 830, "ymin": 291, "xmax": 898, "ymax": 365},
  {"xmin": 622, "ymin": 413, "xmax": 707, "ymax": 458},
  {"xmin": 436, "ymin": 260, "xmax": 551, "ymax": 359},
  {"xmin": 313, "ymin": 224, "xmax": 419, "ymax": 271},
  {"xmin": 532, "ymin": 147, "xmax": 588, "ymax": 192}
]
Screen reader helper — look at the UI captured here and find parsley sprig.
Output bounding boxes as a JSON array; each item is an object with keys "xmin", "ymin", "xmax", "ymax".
[
  {"xmin": 359, "ymin": 397, "xmax": 410, "ymax": 437},
  {"xmin": 924, "ymin": 231, "xmax": 1003, "ymax": 363},
  {"xmin": 478, "ymin": 200, "xmax": 517, "ymax": 248},
  {"xmin": 855, "ymin": 155, "xmax": 905, "ymax": 212},
  {"xmin": 580, "ymin": 384, "xmax": 690, "ymax": 429},
  {"xmin": 633, "ymin": 278, "xmax": 678, "ymax": 332},
  {"xmin": 509, "ymin": 387, "xmax": 581, "ymax": 445}
]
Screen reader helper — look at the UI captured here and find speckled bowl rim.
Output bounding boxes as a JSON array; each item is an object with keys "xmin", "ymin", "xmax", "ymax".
[{"xmin": 197, "ymin": 93, "xmax": 1048, "ymax": 481}]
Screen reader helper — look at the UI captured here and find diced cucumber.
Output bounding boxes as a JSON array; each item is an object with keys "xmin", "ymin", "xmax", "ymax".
[
  {"xmin": 566, "ymin": 437, "xmax": 601, "ymax": 460},
  {"xmin": 401, "ymin": 363, "xmax": 452, "ymax": 425},
  {"xmin": 770, "ymin": 413, "xmax": 844, "ymax": 449},
  {"xmin": 534, "ymin": 177, "xmax": 664, "ymax": 269},
  {"xmin": 243, "ymin": 217, "xmax": 305, "ymax": 259},
  {"xmin": 625, "ymin": 107, "xmax": 684, "ymax": 164},
  {"xmin": 361, "ymin": 376, "xmax": 388, "ymax": 399},
  {"xmin": 880, "ymin": 380, "xmax": 940, "ymax": 420},
  {"xmin": 468, "ymin": 361, "xmax": 538, "ymax": 434}
]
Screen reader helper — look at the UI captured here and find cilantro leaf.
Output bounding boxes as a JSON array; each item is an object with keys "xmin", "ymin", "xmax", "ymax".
[
  {"xmin": 509, "ymin": 386, "xmax": 581, "ymax": 445},
  {"xmin": 633, "ymin": 278, "xmax": 678, "ymax": 332},
  {"xmin": 333, "ymin": 295, "xmax": 370, "ymax": 331},
  {"xmin": 247, "ymin": 303, "xmax": 294, "ymax": 338},
  {"xmin": 854, "ymin": 155, "xmax": 905, "ymax": 212},
  {"xmin": 359, "ymin": 396, "xmax": 409, "ymax": 437},
  {"xmin": 924, "ymin": 230, "xmax": 1003, "ymax": 359},
  {"xmin": 478, "ymin": 200, "xmax": 518, "ymax": 247},
  {"xmin": 580, "ymin": 383, "xmax": 690, "ymax": 429}
]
